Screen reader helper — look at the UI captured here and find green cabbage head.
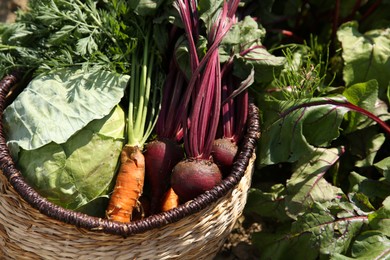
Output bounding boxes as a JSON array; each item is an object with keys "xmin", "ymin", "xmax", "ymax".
[{"xmin": 17, "ymin": 105, "xmax": 125, "ymax": 217}]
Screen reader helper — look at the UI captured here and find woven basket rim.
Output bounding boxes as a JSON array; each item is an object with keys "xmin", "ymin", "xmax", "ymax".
[{"xmin": 0, "ymin": 71, "xmax": 260, "ymax": 237}]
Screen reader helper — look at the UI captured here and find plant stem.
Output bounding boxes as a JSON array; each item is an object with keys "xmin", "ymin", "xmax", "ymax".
[
  {"xmin": 156, "ymin": 59, "xmax": 185, "ymax": 140},
  {"xmin": 176, "ymin": 0, "xmax": 199, "ymax": 72},
  {"xmin": 360, "ymin": 0, "xmax": 383, "ymax": 22},
  {"xmin": 127, "ymin": 25, "xmax": 160, "ymax": 148},
  {"xmin": 281, "ymin": 98, "xmax": 390, "ymax": 136},
  {"xmin": 134, "ymin": 31, "xmax": 149, "ymax": 138},
  {"xmin": 332, "ymin": 0, "xmax": 340, "ymax": 42}
]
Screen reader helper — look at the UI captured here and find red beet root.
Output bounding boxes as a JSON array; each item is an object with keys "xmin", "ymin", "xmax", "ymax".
[
  {"xmin": 171, "ymin": 159, "xmax": 222, "ymax": 202},
  {"xmin": 211, "ymin": 138, "xmax": 238, "ymax": 175},
  {"xmin": 144, "ymin": 138, "xmax": 184, "ymax": 213}
]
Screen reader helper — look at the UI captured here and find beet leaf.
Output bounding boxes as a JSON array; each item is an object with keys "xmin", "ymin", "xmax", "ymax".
[{"xmin": 337, "ymin": 21, "xmax": 390, "ymax": 100}]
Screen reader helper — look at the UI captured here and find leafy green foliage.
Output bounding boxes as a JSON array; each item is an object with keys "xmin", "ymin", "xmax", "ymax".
[
  {"xmin": 3, "ymin": 68, "xmax": 129, "ymax": 152},
  {"xmin": 130, "ymin": 0, "xmax": 165, "ymax": 16},
  {"xmin": 375, "ymin": 157, "xmax": 390, "ymax": 182},
  {"xmin": 18, "ymin": 105, "xmax": 125, "ymax": 216},
  {"xmin": 245, "ymin": 184, "xmax": 290, "ymax": 221},
  {"xmin": 369, "ymin": 197, "xmax": 390, "ymax": 236},
  {"xmin": 1, "ymin": 0, "xmax": 167, "ymax": 219},
  {"xmin": 342, "ymin": 80, "xmax": 383, "ymax": 133},
  {"xmin": 331, "ymin": 231, "xmax": 390, "ymax": 260},
  {"xmin": 0, "ymin": 0, "xmax": 165, "ymax": 77},
  {"xmin": 271, "ymin": 40, "xmax": 333, "ymax": 100},
  {"xmin": 284, "ymin": 147, "xmax": 344, "ymax": 219},
  {"xmin": 253, "ymin": 201, "xmax": 369, "ymax": 259},
  {"xmin": 258, "ymin": 96, "xmax": 349, "ymax": 165},
  {"xmin": 227, "ymin": 18, "xmax": 285, "ymax": 85},
  {"xmin": 337, "ymin": 21, "xmax": 390, "ymax": 100},
  {"xmin": 246, "ymin": 1, "xmax": 390, "ymax": 259},
  {"xmin": 252, "ymin": 231, "xmax": 319, "ymax": 260},
  {"xmin": 0, "ymin": 0, "xmax": 389, "ymax": 257}
]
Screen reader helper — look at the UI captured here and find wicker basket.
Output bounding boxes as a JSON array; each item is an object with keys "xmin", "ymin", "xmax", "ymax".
[{"xmin": 0, "ymin": 72, "xmax": 260, "ymax": 259}]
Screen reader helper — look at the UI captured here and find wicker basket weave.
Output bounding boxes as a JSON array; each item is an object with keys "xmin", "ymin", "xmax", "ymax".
[{"xmin": 0, "ymin": 72, "xmax": 260, "ymax": 259}]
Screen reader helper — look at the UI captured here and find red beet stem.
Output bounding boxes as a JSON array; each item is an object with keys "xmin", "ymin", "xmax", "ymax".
[
  {"xmin": 179, "ymin": 0, "xmax": 235, "ymax": 159},
  {"xmin": 176, "ymin": 0, "xmax": 200, "ymax": 73},
  {"xmin": 156, "ymin": 59, "xmax": 186, "ymax": 141},
  {"xmin": 173, "ymin": 1, "xmax": 235, "ymax": 149},
  {"xmin": 219, "ymin": 61, "xmax": 251, "ymax": 144},
  {"xmin": 280, "ymin": 98, "xmax": 390, "ymax": 136}
]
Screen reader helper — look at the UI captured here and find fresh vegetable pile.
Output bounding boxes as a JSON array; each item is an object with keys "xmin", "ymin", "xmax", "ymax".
[
  {"xmin": 2, "ymin": 0, "xmax": 389, "ymax": 258},
  {"xmin": 0, "ymin": 0, "xmax": 283, "ymax": 223}
]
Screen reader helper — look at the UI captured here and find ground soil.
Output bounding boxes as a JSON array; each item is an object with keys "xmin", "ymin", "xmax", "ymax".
[
  {"xmin": 214, "ymin": 216, "xmax": 262, "ymax": 259},
  {"xmin": 0, "ymin": 1, "xmax": 261, "ymax": 259},
  {"xmin": 0, "ymin": 0, "xmax": 28, "ymax": 23}
]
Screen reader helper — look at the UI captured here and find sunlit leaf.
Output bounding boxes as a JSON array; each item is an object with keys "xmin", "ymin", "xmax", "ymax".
[
  {"xmin": 198, "ymin": 0, "xmax": 224, "ymax": 26},
  {"xmin": 76, "ymin": 35, "xmax": 98, "ymax": 55},
  {"xmin": 348, "ymin": 171, "xmax": 390, "ymax": 201},
  {"xmin": 342, "ymin": 80, "xmax": 387, "ymax": 133},
  {"xmin": 332, "ymin": 231, "xmax": 390, "ymax": 260},
  {"xmin": 348, "ymin": 193, "xmax": 376, "ymax": 213},
  {"xmin": 292, "ymin": 202, "xmax": 367, "ymax": 256},
  {"xmin": 3, "ymin": 68, "xmax": 129, "ymax": 151},
  {"xmin": 18, "ymin": 106, "xmax": 125, "ymax": 216},
  {"xmin": 285, "ymin": 147, "xmax": 344, "ymax": 219},
  {"xmin": 369, "ymin": 196, "xmax": 390, "ymax": 236},
  {"xmin": 258, "ymin": 97, "xmax": 349, "ymax": 165},
  {"xmin": 219, "ymin": 16, "xmax": 266, "ymax": 63},
  {"xmin": 337, "ymin": 21, "xmax": 390, "ymax": 100},
  {"xmin": 375, "ymin": 157, "xmax": 390, "ymax": 182},
  {"xmin": 131, "ymin": 0, "xmax": 165, "ymax": 15}
]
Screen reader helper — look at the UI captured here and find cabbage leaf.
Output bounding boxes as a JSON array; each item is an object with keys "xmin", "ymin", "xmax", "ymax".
[
  {"xmin": 18, "ymin": 105, "xmax": 125, "ymax": 216},
  {"xmin": 3, "ymin": 68, "xmax": 129, "ymax": 151}
]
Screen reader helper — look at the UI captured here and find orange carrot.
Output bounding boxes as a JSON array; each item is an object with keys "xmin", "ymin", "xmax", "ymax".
[
  {"xmin": 106, "ymin": 27, "xmax": 160, "ymax": 222},
  {"xmin": 106, "ymin": 145, "xmax": 145, "ymax": 223},
  {"xmin": 161, "ymin": 187, "xmax": 179, "ymax": 212}
]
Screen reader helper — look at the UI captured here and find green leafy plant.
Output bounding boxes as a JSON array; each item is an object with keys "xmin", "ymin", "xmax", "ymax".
[
  {"xmin": 3, "ymin": 68, "xmax": 128, "ymax": 216},
  {"xmin": 243, "ymin": 1, "xmax": 390, "ymax": 259},
  {"xmin": 1, "ymin": 0, "xmax": 165, "ymax": 219},
  {"xmin": 0, "ymin": 0, "xmax": 164, "ymax": 77}
]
